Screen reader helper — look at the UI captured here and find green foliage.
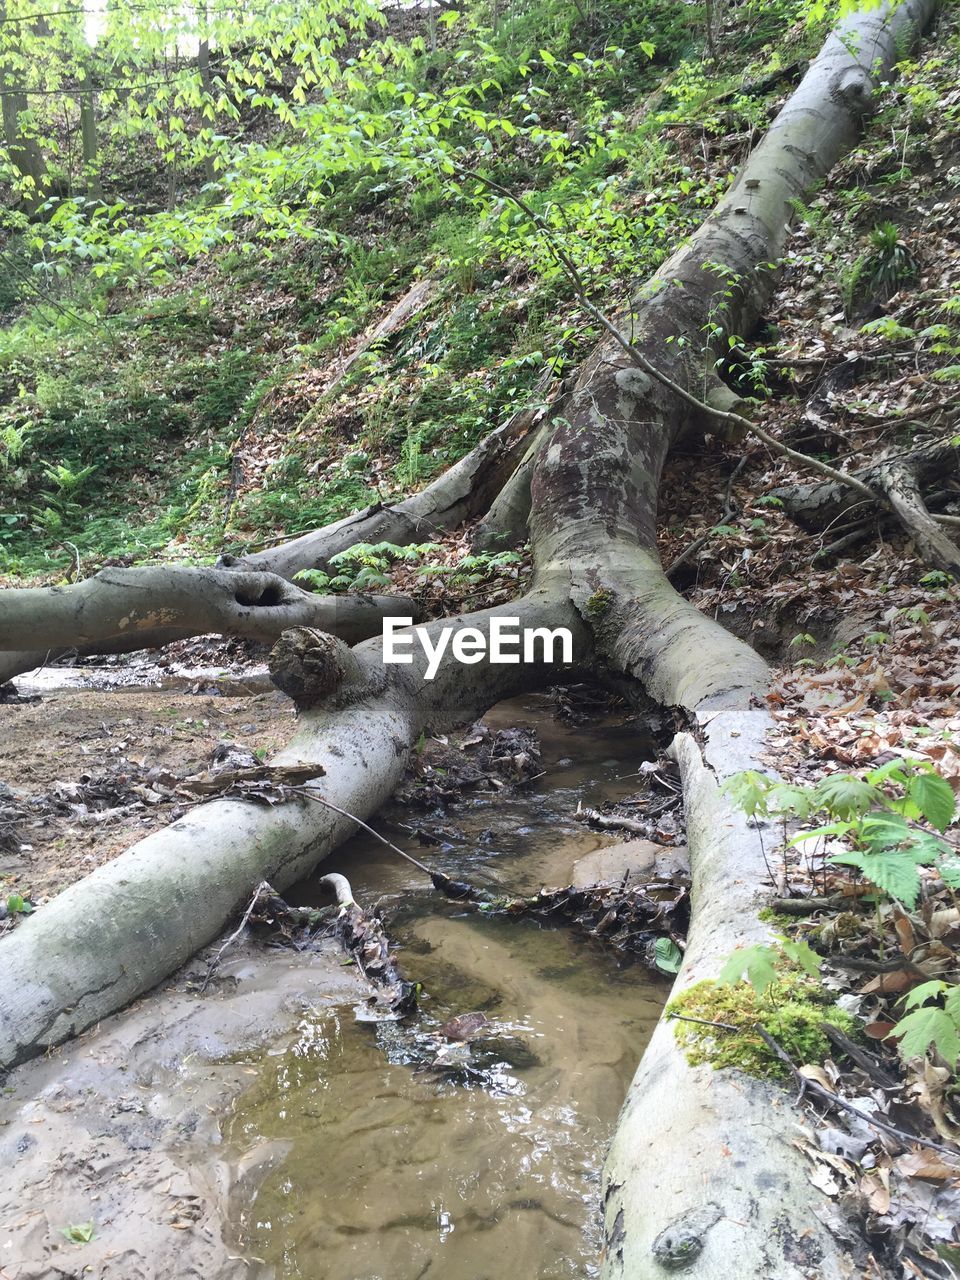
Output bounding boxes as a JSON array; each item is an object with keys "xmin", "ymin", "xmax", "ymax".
[
  {"xmin": 293, "ymin": 541, "xmax": 523, "ymax": 594},
  {"xmin": 895, "ymin": 982, "xmax": 960, "ymax": 1067},
  {"xmin": 652, "ymin": 936, "xmax": 683, "ymax": 974},
  {"xmin": 4, "ymin": 891, "xmax": 34, "ymax": 917},
  {"xmin": 717, "ymin": 942, "xmax": 779, "ymax": 993},
  {"xmin": 843, "ymin": 221, "xmax": 918, "ymax": 320},
  {"xmin": 724, "ymin": 759, "xmax": 957, "ymax": 909},
  {"xmin": 668, "ymin": 948, "xmax": 854, "ymax": 1079},
  {"xmin": 60, "ymin": 1223, "xmax": 96, "ymax": 1245},
  {"xmin": 585, "ymin": 587, "xmax": 614, "ymax": 617},
  {"xmin": 718, "ymin": 936, "xmax": 822, "ymax": 993},
  {"xmin": 0, "ymin": 0, "xmax": 840, "ymax": 575}
]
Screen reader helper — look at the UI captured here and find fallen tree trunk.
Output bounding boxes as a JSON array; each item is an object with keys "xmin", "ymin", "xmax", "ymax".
[
  {"xmin": 0, "ymin": 2, "xmax": 937, "ymax": 1276},
  {"xmin": 0, "ymin": 595, "xmax": 588, "ymax": 1071},
  {"xmin": 522, "ymin": 1, "xmax": 935, "ymax": 1272},
  {"xmin": 0, "ymin": 566, "xmax": 417, "ymax": 686}
]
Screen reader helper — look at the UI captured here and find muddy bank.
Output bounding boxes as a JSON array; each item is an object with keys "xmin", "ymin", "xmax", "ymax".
[
  {"xmin": 0, "ymin": 938, "xmax": 365, "ymax": 1280},
  {"xmin": 1, "ymin": 688, "xmax": 675, "ymax": 1280},
  {"xmin": 0, "ymin": 674, "xmax": 294, "ymax": 904}
]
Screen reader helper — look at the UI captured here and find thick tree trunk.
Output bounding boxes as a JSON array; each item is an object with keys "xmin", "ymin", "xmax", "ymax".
[
  {"xmin": 0, "ymin": 594, "xmax": 587, "ymax": 1071},
  {"xmin": 0, "ymin": 88, "xmax": 45, "ymax": 212},
  {"xmin": 78, "ymin": 69, "xmax": 101, "ymax": 200},
  {"xmin": 0, "ymin": 566, "xmax": 418, "ymax": 685},
  {"xmin": 0, "ymin": 3, "xmax": 937, "ymax": 1276}
]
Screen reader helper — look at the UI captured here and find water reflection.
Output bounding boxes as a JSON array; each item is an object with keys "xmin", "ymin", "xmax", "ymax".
[{"xmin": 227, "ymin": 695, "xmax": 667, "ymax": 1279}]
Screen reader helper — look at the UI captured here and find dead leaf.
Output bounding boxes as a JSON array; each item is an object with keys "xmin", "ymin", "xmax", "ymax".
[
  {"xmin": 895, "ymin": 1150, "xmax": 960, "ymax": 1181},
  {"xmin": 860, "ymin": 970, "xmax": 917, "ymax": 995}
]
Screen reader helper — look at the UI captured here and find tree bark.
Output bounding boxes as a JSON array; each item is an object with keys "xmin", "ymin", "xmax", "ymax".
[
  {"xmin": 78, "ymin": 68, "xmax": 101, "ymax": 200},
  {"xmin": 0, "ymin": 566, "xmax": 418, "ymax": 685},
  {"xmin": 875, "ymin": 459, "xmax": 960, "ymax": 575},
  {"xmin": 773, "ymin": 436, "xmax": 960, "ymax": 569},
  {"xmin": 0, "ymin": 594, "xmax": 588, "ymax": 1072},
  {"xmin": 524, "ymin": 1, "xmax": 935, "ymax": 1273},
  {"xmin": 0, "ymin": 3, "xmax": 938, "ymax": 1276}
]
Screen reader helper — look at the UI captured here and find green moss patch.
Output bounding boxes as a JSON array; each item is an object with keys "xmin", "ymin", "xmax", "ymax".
[{"xmin": 668, "ymin": 971, "xmax": 857, "ymax": 1080}]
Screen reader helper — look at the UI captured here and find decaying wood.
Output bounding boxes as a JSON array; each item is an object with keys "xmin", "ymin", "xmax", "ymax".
[
  {"xmin": 267, "ymin": 627, "xmax": 365, "ymax": 707},
  {"xmin": 322, "ymin": 277, "xmax": 438, "ymax": 398}
]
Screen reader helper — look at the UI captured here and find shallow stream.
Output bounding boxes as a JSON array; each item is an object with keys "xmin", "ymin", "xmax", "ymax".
[{"xmin": 226, "ymin": 696, "xmax": 669, "ymax": 1280}]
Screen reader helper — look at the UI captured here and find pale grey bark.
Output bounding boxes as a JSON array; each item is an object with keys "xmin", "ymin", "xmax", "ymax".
[
  {"xmin": 0, "ymin": 593, "xmax": 587, "ymax": 1071},
  {"xmin": 0, "ymin": 3, "xmax": 939, "ymax": 1275},
  {"xmin": 0, "ymin": 566, "xmax": 417, "ymax": 685}
]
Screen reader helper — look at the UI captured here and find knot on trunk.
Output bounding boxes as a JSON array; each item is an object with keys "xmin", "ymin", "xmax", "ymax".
[
  {"xmin": 651, "ymin": 1202, "xmax": 723, "ymax": 1270},
  {"xmin": 268, "ymin": 626, "xmax": 360, "ymax": 708}
]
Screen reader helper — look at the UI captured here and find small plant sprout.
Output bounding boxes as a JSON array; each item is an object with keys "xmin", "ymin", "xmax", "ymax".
[{"xmin": 894, "ymin": 981, "xmax": 960, "ymax": 1068}]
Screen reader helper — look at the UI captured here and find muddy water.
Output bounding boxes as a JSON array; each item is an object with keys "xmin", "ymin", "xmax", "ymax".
[{"xmin": 227, "ymin": 696, "xmax": 668, "ymax": 1280}]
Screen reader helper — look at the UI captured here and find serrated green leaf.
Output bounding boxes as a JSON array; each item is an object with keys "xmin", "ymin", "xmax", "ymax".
[
  {"xmin": 828, "ymin": 850, "xmax": 921, "ymax": 906},
  {"xmin": 718, "ymin": 944, "xmax": 778, "ymax": 994},
  {"xmin": 908, "ymin": 772, "xmax": 956, "ymax": 832},
  {"xmin": 764, "ymin": 784, "xmax": 815, "ymax": 819},
  {"xmin": 895, "ymin": 1006, "xmax": 960, "ymax": 1065},
  {"xmin": 787, "ymin": 821, "xmax": 852, "ymax": 847},
  {"xmin": 902, "ymin": 980, "xmax": 948, "ymax": 1011},
  {"xmin": 859, "ymin": 813, "xmax": 911, "ymax": 847},
  {"xmin": 721, "ymin": 770, "xmax": 772, "ymax": 818},
  {"xmin": 779, "ymin": 937, "xmax": 822, "ymax": 978},
  {"xmin": 814, "ymin": 775, "xmax": 881, "ymax": 818},
  {"xmin": 653, "ymin": 937, "xmax": 682, "ymax": 974}
]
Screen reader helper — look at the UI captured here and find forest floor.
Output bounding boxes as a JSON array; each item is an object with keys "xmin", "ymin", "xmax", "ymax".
[{"xmin": 0, "ymin": 640, "xmax": 294, "ymax": 904}]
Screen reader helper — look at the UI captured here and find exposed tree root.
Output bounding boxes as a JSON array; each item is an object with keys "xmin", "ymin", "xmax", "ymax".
[
  {"xmin": 0, "ymin": 566, "xmax": 417, "ymax": 685},
  {"xmin": 775, "ymin": 435, "xmax": 960, "ymax": 570},
  {"xmin": 0, "ymin": 4, "xmax": 938, "ymax": 1276}
]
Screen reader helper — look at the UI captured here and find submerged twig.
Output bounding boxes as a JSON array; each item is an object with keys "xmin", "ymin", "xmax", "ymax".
[{"xmin": 288, "ymin": 786, "xmax": 481, "ymax": 899}]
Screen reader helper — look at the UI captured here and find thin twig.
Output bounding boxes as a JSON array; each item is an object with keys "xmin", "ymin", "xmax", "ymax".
[
  {"xmin": 288, "ymin": 786, "xmax": 436, "ymax": 877},
  {"xmin": 199, "ymin": 879, "xmax": 272, "ymax": 992},
  {"xmin": 671, "ymin": 1006, "xmax": 960, "ymax": 1160},
  {"xmin": 754, "ymin": 1025, "xmax": 960, "ymax": 1162},
  {"xmin": 668, "ymin": 1012, "xmax": 739, "ymax": 1032}
]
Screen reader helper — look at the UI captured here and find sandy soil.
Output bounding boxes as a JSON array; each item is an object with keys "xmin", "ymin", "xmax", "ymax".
[
  {"xmin": 0, "ymin": 657, "xmax": 297, "ymax": 905},
  {"xmin": 0, "ymin": 937, "xmax": 365, "ymax": 1280}
]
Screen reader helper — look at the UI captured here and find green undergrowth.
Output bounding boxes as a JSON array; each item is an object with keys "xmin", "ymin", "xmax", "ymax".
[
  {"xmin": 668, "ymin": 967, "xmax": 856, "ymax": 1080},
  {"xmin": 0, "ymin": 0, "xmax": 828, "ymax": 578}
]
